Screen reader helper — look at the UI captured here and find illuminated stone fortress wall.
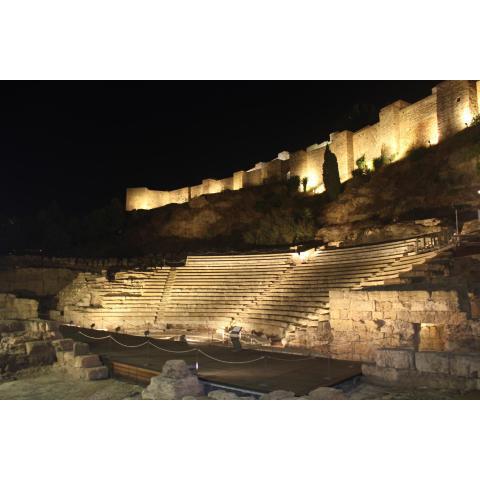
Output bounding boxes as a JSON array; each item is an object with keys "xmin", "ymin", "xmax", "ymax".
[{"xmin": 126, "ymin": 80, "xmax": 480, "ymax": 211}]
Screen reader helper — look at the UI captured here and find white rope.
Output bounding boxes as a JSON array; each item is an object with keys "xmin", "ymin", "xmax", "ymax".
[
  {"xmin": 148, "ymin": 342, "xmax": 197, "ymax": 354},
  {"xmin": 197, "ymin": 349, "xmax": 265, "ymax": 364},
  {"xmin": 110, "ymin": 337, "xmax": 150, "ymax": 349},
  {"xmin": 76, "ymin": 330, "xmax": 324, "ymax": 364},
  {"xmin": 78, "ymin": 332, "xmax": 111, "ymax": 340}
]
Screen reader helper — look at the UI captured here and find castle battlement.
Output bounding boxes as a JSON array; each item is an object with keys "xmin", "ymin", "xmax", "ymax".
[{"xmin": 126, "ymin": 80, "xmax": 480, "ymax": 211}]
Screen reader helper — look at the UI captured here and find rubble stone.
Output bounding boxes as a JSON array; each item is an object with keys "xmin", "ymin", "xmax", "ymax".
[
  {"xmin": 307, "ymin": 387, "xmax": 347, "ymax": 400},
  {"xmin": 142, "ymin": 360, "xmax": 204, "ymax": 400},
  {"xmin": 260, "ymin": 390, "xmax": 296, "ymax": 400}
]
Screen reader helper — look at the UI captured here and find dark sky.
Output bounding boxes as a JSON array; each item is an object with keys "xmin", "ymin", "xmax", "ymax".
[{"xmin": 0, "ymin": 80, "xmax": 439, "ymax": 216}]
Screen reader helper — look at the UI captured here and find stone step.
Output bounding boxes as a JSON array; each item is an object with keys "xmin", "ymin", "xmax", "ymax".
[
  {"xmin": 74, "ymin": 354, "xmax": 102, "ymax": 368},
  {"xmin": 51, "ymin": 338, "xmax": 74, "ymax": 352}
]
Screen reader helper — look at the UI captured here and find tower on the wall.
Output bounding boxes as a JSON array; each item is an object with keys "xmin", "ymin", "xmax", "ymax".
[
  {"xmin": 379, "ymin": 100, "xmax": 410, "ymax": 159},
  {"xmin": 436, "ymin": 80, "xmax": 479, "ymax": 142}
]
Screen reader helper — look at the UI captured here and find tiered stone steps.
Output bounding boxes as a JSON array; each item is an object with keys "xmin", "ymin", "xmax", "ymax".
[
  {"xmin": 359, "ymin": 248, "xmax": 449, "ymax": 287},
  {"xmin": 62, "ymin": 238, "xmax": 451, "ymax": 343},
  {"xmin": 235, "ymin": 239, "xmax": 424, "ymax": 336},
  {"xmin": 53, "ymin": 338, "xmax": 108, "ymax": 380},
  {"xmin": 65, "ymin": 268, "xmax": 171, "ymax": 329},
  {"xmin": 158, "ymin": 253, "xmax": 294, "ymax": 330}
]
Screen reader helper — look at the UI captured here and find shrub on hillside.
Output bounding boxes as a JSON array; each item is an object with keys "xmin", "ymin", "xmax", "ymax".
[
  {"xmin": 301, "ymin": 177, "xmax": 308, "ymax": 193},
  {"xmin": 355, "ymin": 155, "xmax": 369, "ymax": 173},
  {"xmin": 242, "ymin": 208, "xmax": 316, "ymax": 246},
  {"xmin": 373, "ymin": 151, "xmax": 392, "ymax": 171},
  {"xmin": 286, "ymin": 175, "xmax": 301, "ymax": 194}
]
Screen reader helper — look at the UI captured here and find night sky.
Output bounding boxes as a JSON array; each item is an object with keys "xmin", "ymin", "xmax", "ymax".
[{"xmin": 0, "ymin": 81, "xmax": 439, "ymax": 216}]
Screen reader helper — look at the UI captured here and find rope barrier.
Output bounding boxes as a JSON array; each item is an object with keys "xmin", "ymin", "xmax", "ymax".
[
  {"xmin": 110, "ymin": 336, "xmax": 150, "ymax": 349},
  {"xmin": 75, "ymin": 328, "xmax": 413, "ymax": 364},
  {"xmin": 77, "ymin": 330, "xmax": 264, "ymax": 363},
  {"xmin": 196, "ymin": 349, "xmax": 265, "ymax": 364},
  {"xmin": 148, "ymin": 342, "xmax": 198, "ymax": 354},
  {"xmin": 77, "ymin": 332, "xmax": 111, "ymax": 340}
]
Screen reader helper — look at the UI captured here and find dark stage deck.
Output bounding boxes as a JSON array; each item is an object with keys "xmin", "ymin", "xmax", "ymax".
[{"xmin": 60, "ymin": 326, "xmax": 361, "ymax": 396}]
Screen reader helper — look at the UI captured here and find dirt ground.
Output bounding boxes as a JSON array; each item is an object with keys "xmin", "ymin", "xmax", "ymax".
[
  {"xmin": 1, "ymin": 366, "xmax": 477, "ymax": 400},
  {"xmin": 0, "ymin": 366, "xmax": 143, "ymax": 400}
]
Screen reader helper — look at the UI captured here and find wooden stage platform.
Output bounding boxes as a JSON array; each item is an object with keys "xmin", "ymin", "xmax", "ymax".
[{"xmin": 60, "ymin": 326, "xmax": 361, "ymax": 396}]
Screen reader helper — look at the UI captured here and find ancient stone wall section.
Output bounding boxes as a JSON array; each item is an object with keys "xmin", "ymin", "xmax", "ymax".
[
  {"xmin": 126, "ymin": 80, "xmax": 480, "ymax": 211},
  {"xmin": 0, "ymin": 293, "xmax": 39, "ymax": 320},
  {"xmin": 363, "ymin": 348, "xmax": 480, "ymax": 391},
  {"xmin": 329, "ymin": 288, "xmax": 469, "ymax": 362},
  {"xmin": 0, "ymin": 267, "xmax": 78, "ymax": 297}
]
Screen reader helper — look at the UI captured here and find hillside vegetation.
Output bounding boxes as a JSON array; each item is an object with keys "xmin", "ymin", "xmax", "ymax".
[{"xmin": 2, "ymin": 124, "xmax": 480, "ymax": 257}]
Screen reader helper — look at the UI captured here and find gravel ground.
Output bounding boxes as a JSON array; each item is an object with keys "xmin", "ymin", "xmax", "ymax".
[
  {"xmin": 0, "ymin": 366, "xmax": 143, "ymax": 400},
  {"xmin": 338, "ymin": 377, "xmax": 480, "ymax": 400},
  {"xmin": 1, "ymin": 366, "xmax": 477, "ymax": 400}
]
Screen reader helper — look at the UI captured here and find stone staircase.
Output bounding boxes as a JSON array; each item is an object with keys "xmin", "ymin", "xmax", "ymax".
[
  {"xmin": 359, "ymin": 248, "xmax": 452, "ymax": 287},
  {"xmin": 157, "ymin": 253, "xmax": 294, "ymax": 331},
  {"xmin": 154, "ymin": 267, "xmax": 177, "ymax": 326},
  {"xmin": 53, "ymin": 338, "xmax": 108, "ymax": 380}
]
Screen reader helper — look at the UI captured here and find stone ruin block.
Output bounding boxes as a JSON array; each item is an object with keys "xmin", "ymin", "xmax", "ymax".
[
  {"xmin": 415, "ymin": 351, "xmax": 450, "ymax": 375},
  {"xmin": 51, "ymin": 338, "xmax": 74, "ymax": 352},
  {"xmin": 74, "ymin": 354, "xmax": 102, "ymax": 368},
  {"xmin": 449, "ymin": 353, "xmax": 480, "ymax": 379},
  {"xmin": 72, "ymin": 342, "xmax": 90, "ymax": 356},
  {"xmin": 24, "ymin": 340, "xmax": 56, "ymax": 366},
  {"xmin": 376, "ymin": 348, "xmax": 415, "ymax": 370},
  {"xmin": 142, "ymin": 360, "xmax": 204, "ymax": 400}
]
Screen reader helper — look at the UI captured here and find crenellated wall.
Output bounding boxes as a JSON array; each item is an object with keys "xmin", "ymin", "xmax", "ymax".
[{"xmin": 126, "ymin": 80, "xmax": 480, "ymax": 211}]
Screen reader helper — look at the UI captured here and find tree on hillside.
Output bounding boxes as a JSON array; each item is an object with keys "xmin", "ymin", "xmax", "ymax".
[
  {"xmin": 301, "ymin": 177, "xmax": 308, "ymax": 193},
  {"xmin": 322, "ymin": 145, "xmax": 341, "ymax": 200}
]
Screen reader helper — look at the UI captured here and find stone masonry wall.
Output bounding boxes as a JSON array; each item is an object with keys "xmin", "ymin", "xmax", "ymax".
[
  {"xmin": 0, "ymin": 267, "xmax": 77, "ymax": 297},
  {"xmin": 363, "ymin": 348, "xmax": 480, "ymax": 391},
  {"xmin": 329, "ymin": 288, "xmax": 468, "ymax": 362},
  {"xmin": 126, "ymin": 80, "xmax": 480, "ymax": 211}
]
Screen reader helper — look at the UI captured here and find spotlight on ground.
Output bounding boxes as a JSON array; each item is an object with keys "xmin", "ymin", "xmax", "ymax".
[
  {"xmin": 144, "ymin": 330, "xmax": 150, "ymax": 337},
  {"xmin": 115, "ymin": 326, "xmax": 121, "ymax": 333},
  {"xmin": 90, "ymin": 323, "xmax": 95, "ymax": 330}
]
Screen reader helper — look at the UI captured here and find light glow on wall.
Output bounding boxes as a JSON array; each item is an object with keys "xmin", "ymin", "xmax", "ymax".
[
  {"xmin": 462, "ymin": 107, "xmax": 473, "ymax": 127},
  {"xmin": 429, "ymin": 125, "xmax": 439, "ymax": 146},
  {"xmin": 299, "ymin": 170, "xmax": 321, "ymax": 192},
  {"xmin": 313, "ymin": 184, "xmax": 326, "ymax": 194}
]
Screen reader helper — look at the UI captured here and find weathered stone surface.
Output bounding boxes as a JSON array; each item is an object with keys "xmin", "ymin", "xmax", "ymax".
[
  {"xmin": 307, "ymin": 387, "xmax": 347, "ymax": 400},
  {"xmin": 81, "ymin": 366, "xmax": 108, "ymax": 381},
  {"xmin": 449, "ymin": 353, "xmax": 480, "ymax": 378},
  {"xmin": 208, "ymin": 390, "xmax": 239, "ymax": 400},
  {"xmin": 161, "ymin": 359, "xmax": 191, "ymax": 379},
  {"xmin": 142, "ymin": 360, "xmax": 204, "ymax": 400},
  {"xmin": 49, "ymin": 310, "xmax": 62, "ymax": 321},
  {"xmin": 415, "ymin": 352, "xmax": 450, "ymax": 375},
  {"xmin": 143, "ymin": 375, "xmax": 204, "ymax": 400},
  {"xmin": 362, "ymin": 363, "xmax": 401, "ymax": 384},
  {"xmin": 260, "ymin": 390, "xmax": 296, "ymax": 400},
  {"xmin": 52, "ymin": 338, "xmax": 74, "ymax": 352},
  {"xmin": 72, "ymin": 342, "xmax": 90, "ymax": 356},
  {"xmin": 0, "ymin": 320, "xmax": 25, "ymax": 333},
  {"xmin": 25, "ymin": 340, "xmax": 56, "ymax": 365},
  {"xmin": 13, "ymin": 298, "xmax": 39, "ymax": 320},
  {"xmin": 63, "ymin": 351, "xmax": 75, "ymax": 365},
  {"xmin": 74, "ymin": 354, "xmax": 102, "ymax": 368},
  {"xmin": 376, "ymin": 348, "xmax": 415, "ymax": 370}
]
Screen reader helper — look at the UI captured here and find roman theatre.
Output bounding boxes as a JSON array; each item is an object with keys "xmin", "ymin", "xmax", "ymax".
[{"xmin": 2, "ymin": 80, "xmax": 480, "ymax": 394}]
